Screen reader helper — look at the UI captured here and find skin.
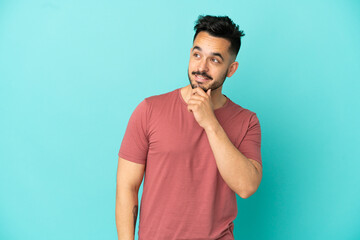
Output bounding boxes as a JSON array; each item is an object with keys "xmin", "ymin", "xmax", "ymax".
[
  {"xmin": 181, "ymin": 31, "xmax": 262, "ymax": 198},
  {"xmin": 115, "ymin": 30, "xmax": 263, "ymax": 240},
  {"xmin": 185, "ymin": 31, "xmax": 239, "ymax": 109}
]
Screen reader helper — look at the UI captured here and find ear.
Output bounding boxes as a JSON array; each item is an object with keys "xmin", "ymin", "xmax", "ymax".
[{"xmin": 226, "ymin": 61, "xmax": 239, "ymax": 78}]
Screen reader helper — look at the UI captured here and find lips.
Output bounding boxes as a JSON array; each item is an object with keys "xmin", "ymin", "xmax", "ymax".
[{"xmin": 194, "ymin": 74, "xmax": 210, "ymax": 82}]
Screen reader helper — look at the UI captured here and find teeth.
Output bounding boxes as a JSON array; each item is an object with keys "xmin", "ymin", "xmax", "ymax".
[{"xmin": 196, "ymin": 75, "xmax": 207, "ymax": 80}]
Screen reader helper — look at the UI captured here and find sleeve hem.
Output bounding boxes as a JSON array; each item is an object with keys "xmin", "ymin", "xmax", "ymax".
[{"xmin": 118, "ymin": 152, "xmax": 146, "ymax": 165}]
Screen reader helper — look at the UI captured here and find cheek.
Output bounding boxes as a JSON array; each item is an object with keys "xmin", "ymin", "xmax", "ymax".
[
  {"xmin": 188, "ymin": 65, "xmax": 193, "ymax": 74},
  {"xmin": 213, "ymin": 68, "xmax": 227, "ymax": 79},
  {"xmin": 188, "ymin": 62, "xmax": 198, "ymax": 74},
  {"xmin": 220, "ymin": 67, "xmax": 229, "ymax": 75},
  {"xmin": 188, "ymin": 60, "xmax": 196, "ymax": 69}
]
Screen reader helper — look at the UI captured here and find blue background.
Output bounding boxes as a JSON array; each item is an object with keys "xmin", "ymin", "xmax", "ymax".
[{"xmin": 1, "ymin": 0, "xmax": 359, "ymax": 239}]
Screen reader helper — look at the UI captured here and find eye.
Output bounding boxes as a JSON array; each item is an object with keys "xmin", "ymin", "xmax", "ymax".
[
  {"xmin": 193, "ymin": 53, "xmax": 200, "ymax": 58},
  {"xmin": 211, "ymin": 58, "xmax": 219, "ymax": 63}
]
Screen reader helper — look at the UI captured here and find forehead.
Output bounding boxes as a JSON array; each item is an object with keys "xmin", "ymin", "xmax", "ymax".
[{"xmin": 192, "ymin": 31, "xmax": 231, "ymax": 56}]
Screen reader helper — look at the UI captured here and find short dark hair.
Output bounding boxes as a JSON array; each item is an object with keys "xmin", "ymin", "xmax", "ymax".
[{"xmin": 193, "ymin": 15, "xmax": 245, "ymax": 57}]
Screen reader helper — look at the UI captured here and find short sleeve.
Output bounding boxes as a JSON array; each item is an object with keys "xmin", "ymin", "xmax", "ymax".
[
  {"xmin": 118, "ymin": 100, "xmax": 149, "ymax": 165},
  {"xmin": 239, "ymin": 113, "xmax": 262, "ymax": 166}
]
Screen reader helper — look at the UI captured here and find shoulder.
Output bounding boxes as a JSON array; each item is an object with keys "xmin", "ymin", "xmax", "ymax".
[
  {"xmin": 226, "ymin": 98, "xmax": 258, "ymax": 120},
  {"xmin": 142, "ymin": 88, "xmax": 180, "ymax": 110}
]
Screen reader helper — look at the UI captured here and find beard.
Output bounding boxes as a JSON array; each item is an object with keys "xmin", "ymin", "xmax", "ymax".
[{"xmin": 188, "ymin": 69, "xmax": 228, "ymax": 91}]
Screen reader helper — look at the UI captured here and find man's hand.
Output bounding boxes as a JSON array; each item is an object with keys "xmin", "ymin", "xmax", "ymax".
[
  {"xmin": 187, "ymin": 87, "xmax": 218, "ymax": 130},
  {"xmin": 187, "ymin": 87, "xmax": 262, "ymax": 198}
]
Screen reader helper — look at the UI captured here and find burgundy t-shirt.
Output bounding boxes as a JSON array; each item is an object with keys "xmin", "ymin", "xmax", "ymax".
[{"xmin": 118, "ymin": 88, "xmax": 262, "ymax": 240}]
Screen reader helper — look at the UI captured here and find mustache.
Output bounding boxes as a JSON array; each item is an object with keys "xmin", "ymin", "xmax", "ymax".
[{"xmin": 192, "ymin": 71, "xmax": 213, "ymax": 80}]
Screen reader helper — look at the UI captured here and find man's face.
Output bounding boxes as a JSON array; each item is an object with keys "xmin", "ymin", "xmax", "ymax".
[{"xmin": 188, "ymin": 31, "xmax": 236, "ymax": 91}]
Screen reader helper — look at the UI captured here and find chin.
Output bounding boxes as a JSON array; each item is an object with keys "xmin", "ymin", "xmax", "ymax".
[
  {"xmin": 190, "ymin": 79, "xmax": 202, "ymax": 87},
  {"xmin": 191, "ymin": 82, "xmax": 210, "ymax": 92}
]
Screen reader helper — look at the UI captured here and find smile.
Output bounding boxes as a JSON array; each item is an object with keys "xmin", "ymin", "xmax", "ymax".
[{"xmin": 194, "ymin": 74, "xmax": 211, "ymax": 82}]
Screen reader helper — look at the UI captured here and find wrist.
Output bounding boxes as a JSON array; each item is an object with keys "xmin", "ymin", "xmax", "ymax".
[{"xmin": 204, "ymin": 119, "xmax": 221, "ymax": 135}]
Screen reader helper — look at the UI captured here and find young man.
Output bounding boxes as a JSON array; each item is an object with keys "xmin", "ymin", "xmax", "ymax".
[{"xmin": 116, "ymin": 15, "xmax": 262, "ymax": 240}]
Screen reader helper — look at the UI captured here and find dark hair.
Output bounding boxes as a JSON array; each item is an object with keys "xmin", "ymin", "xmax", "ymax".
[{"xmin": 193, "ymin": 15, "xmax": 245, "ymax": 57}]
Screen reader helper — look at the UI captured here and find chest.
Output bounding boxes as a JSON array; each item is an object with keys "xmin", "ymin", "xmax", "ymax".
[{"xmin": 146, "ymin": 107, "xmax": 244, "ymax": 158}]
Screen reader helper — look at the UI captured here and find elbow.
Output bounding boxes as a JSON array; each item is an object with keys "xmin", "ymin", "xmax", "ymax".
[
  {"xmin": 237, "ymin": 186, "xmax": 258, "ymax": 199},
  {"xmin": 237, "ymin": 173, "xmax": 262, "ymax": 199},
  {"xmin": 238, "ymin": 190, "xmax": 253, "ymax": 199}
]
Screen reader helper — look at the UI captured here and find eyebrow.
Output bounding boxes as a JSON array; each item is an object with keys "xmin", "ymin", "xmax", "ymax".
[{"xmin": 192, "ymin": 46, "xmax": 224, "ymax": 61}]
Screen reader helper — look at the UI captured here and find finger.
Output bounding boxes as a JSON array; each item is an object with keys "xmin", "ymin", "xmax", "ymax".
[
  {"xmin": 188, "ymin": 94, "xmax": 206, "ymax": 102},
  {"xmin": 187, "ymin": 99, "xmax": 203, "ymax": 106},
  {"xmin": 187, "ymin": 106, "xmax": 192, "ymax": 112},
  {"xmin": 192, "ymin": 87, "xmax": 208, "ymax": 98},
  {"xmin": 187, "ymin": 104, "xmax": 198, "ymax": 113},
  {"xmin": 207, "ymin": 89, "xmax": 211, "ymax": 97}
]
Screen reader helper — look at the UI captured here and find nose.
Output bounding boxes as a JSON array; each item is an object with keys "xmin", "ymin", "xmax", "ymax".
[{"xmin": 198, "ymin": 58, "xmax": 209, "ymax": 72}]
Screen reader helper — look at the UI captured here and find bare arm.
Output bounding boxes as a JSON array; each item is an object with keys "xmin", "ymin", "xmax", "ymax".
[
  {"xmin": 205, "ymin": 123, "xmax": 262, "ymax": 198},
  {"xmin": 187, "ymin": 87, "xmax": 262, "ymax": 198},
  {"xmin": 115, "ymin": 157, "xmax": 145, "ymax": 240}
]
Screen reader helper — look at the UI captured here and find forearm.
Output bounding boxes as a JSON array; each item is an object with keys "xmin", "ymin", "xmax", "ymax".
[
  {"xmin": 205, "ymin": 121, "xmax": 261, "ymax": 198},
  {"xmin": 115, "ymin": 187, "xmax": 139, "ymax": 240}
]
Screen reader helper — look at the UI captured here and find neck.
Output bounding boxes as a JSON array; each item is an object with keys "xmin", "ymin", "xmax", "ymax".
[{"xmin": 181, "ymin": 85, "xmax": 227, "ymax": 110}]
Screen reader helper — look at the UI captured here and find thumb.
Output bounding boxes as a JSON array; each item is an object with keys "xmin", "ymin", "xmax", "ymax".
[{"xmin": 207, "ymin": 88, "xmax": 211, "ymax": 97}]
